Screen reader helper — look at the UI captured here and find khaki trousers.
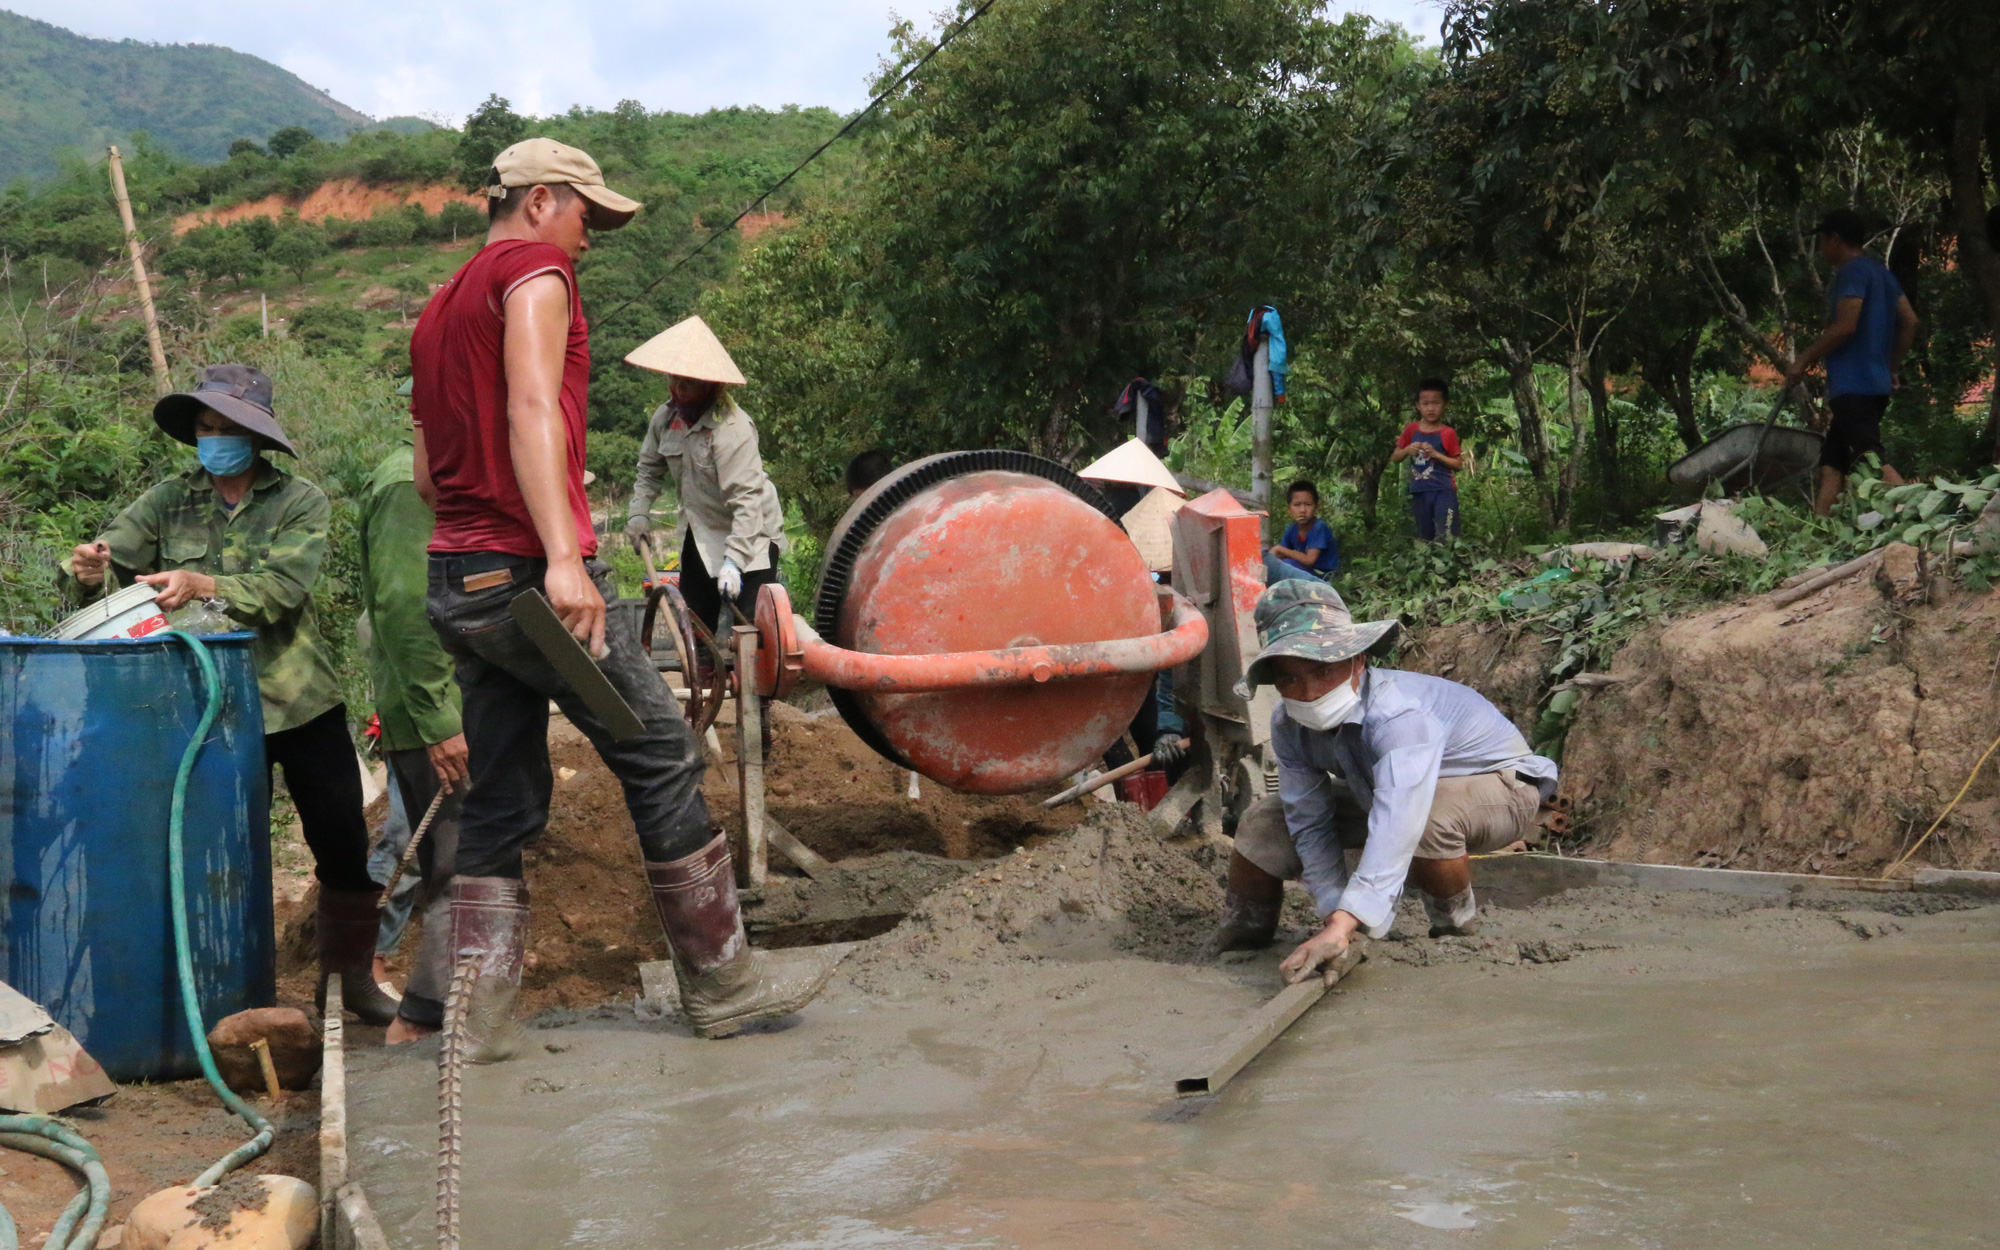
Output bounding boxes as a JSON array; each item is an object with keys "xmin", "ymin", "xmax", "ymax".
[{"xmin": 1234, "ymin": 771, "xmax": 1541, "ymax": 883}]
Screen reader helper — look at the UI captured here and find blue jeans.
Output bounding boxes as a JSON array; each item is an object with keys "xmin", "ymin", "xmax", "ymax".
[
  {"xmin": 1412, "ymin": 489, "xmax": 1460, "ymax": 542},
  {"xmin": 367, "ymin": 779, "xmax": 422, "ymax": 954},
  {"xmin": 1264, "ymin": 551, "xmax": 1328, "ymax": 584}
]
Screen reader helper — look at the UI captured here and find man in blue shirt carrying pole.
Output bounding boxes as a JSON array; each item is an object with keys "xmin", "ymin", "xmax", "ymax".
[
  {"xmin": 1784, "ymin": 208, "xmax": 1919, "ymax": 517},
  {"xmin": 1214, "ymin": 580, "xmax": 1559, "ymax": 981}
]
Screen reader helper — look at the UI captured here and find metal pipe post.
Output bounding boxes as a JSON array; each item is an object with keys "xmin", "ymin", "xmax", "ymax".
[
  {"xmin": 734, "ymin": 626, "xmax": 768, "ymax": 888},
  {"xmin": 105, "ymin": 146, "xmax": 170, "ymax": 395},
  {"xmin": 1250, "ymin": 338, "xmax": 1273, "ymax": 513}
]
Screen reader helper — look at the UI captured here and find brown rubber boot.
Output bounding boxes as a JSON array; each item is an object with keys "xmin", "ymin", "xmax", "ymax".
[
  {"xmin": 448, "ymin": 877, "xmax": 532, "ymax": 1064},
  {"xmin": 1214, "ymin": 850, "xmax": 1284, "ymax": 953},
  {"xmin": 316, "ymin": 888, "xmax": 402, "ymax": 1026},
  {"xmin": 646, "ymin": 832, "xmax": 840, "ymax": 1039}
]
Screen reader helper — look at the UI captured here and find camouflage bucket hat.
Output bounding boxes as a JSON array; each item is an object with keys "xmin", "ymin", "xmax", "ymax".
[{"xmin": 1235, "ymin": 579, "xmax": 1400, "ymax": 697}]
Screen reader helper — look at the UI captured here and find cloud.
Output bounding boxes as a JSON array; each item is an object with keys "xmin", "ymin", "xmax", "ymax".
[{"xmin": 13, "ymin": 0, "xmax": 1439, "ymax": 123}]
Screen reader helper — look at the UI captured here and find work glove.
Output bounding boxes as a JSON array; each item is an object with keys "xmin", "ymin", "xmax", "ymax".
[
  {"xmin": 1150, "ymin": 736, "xmax": 1186, "ymax": 768},
  {"xmin": 624, "ymin": 513, "xmax": 650, "ymax": 538},
  {"xmin": 716, "ymin": 558, "xmax": 743, "ymax": 600}
]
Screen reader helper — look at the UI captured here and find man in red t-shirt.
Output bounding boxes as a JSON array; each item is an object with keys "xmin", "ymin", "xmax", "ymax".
[
  {"xmin": 1390, "ymin": 377, "xmax": 1465, "ymax": 541},
  {"xmin": 410, "ymin": 139, "xmax": 837, "ymax": 1057}
]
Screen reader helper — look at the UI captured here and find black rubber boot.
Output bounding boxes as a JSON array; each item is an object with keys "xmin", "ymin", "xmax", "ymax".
[
  {"xmin": 316, "ymin": 887, "xmax": 402, "ymax": 1026},
  {"xmin": 1214, "ymin": 850, "xmax": 1284, "ymax": 952}
]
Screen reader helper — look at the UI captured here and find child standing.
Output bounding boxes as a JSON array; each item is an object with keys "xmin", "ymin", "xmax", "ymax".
[
  {"xmin": 1391, "ymin": 377, "xmax": 1463, "ymax": 541},
  {"xmin": 1266, "ymin": 480, "xmax": 1340, "ymax": 582}
]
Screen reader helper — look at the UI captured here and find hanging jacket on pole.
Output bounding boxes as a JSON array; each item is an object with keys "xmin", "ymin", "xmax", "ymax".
[
  {"xmin": 1113, "ymin": 377, "xmax": 1168, "ymax": 451},
  {"xmin": 1222, "ymin": 305, "xmax": 1287, "ymax": 398}
]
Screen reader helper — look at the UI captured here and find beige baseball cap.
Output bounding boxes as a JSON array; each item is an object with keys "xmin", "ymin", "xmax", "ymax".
[{"xmin": 489, "ymin": 138, "xmax": 642, "ymax": 230}]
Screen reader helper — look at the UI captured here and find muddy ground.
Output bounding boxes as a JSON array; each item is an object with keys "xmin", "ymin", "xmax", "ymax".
[{"xmin": 347, "ymin": 801, "xmax": 2000, "ymax": 1248}]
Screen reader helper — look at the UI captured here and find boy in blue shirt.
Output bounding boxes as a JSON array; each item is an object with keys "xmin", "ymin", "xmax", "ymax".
[
  {"xmin": 1266, "ymin": 479, "xmax": 1340, "ymax": 582},
  {"xmin": 1784, "ymin": 209, "xmax": 1919, "ymax": 516}
]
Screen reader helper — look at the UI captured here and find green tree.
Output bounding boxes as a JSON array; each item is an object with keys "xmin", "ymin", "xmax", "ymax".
[
  {"xmin": 843, "ymin": 0, "xmax": 1422, "ymax": 459},
  {"xmin": 267, "ymin": 126, "xmax": 317, "ymax": 158},
  {"xmin": 268, "ymin": 224, "xmax": 329, "ymax": 282},
  {"xmin": 289, "ymin": 304, "xmax": 368, "ymax": 356},
  {"xmin": 456, "ymin": 94, "xmax": 528, "ymax": 190}
]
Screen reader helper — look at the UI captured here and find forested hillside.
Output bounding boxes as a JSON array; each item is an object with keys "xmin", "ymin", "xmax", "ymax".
[
  {"xmin": 0, "ymin": 10, "xmax": 376, "ymax": 183},
  {"xmin": 3, "ymin": 0, "xmax": 1999, "ymax": 757}
]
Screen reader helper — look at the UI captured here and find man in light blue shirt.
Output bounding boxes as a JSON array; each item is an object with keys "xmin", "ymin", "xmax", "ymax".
[{"xmin": 1215, "ymin": 580, "xmax": 1558, "ymax": 982}]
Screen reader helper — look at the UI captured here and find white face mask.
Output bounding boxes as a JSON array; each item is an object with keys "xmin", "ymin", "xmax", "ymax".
[{"xmin": 1283, "ymin": 672, "xmax": 1363, "ymax": 731}]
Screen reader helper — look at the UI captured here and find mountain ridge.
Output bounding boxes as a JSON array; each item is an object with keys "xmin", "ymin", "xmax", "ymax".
[{"xmin": 0, "ymin": 9, "xmax": 373, "ymax": 183}]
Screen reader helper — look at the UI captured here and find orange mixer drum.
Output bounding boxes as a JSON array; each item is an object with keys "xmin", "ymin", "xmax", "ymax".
[{"xmin": 815, "ymin": 452, "xmax": 1160, "ymax": 794}]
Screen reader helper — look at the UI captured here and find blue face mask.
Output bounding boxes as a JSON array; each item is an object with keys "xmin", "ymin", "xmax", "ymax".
[{"xmin": 197, "ymin": 435, "xmax": 257, "ymax": 476}]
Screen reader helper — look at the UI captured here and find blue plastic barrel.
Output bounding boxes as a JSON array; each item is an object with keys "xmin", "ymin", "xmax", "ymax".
[{"xmin": 0, "ymin": 634, "xmax": 275, "ymax": 1081}]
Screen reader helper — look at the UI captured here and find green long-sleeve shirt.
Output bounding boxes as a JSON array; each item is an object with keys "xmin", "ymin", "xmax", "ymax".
[
  {"xmin": 358, "ymin": 443, "xmax": 462, "ymax": 751},
  {"xmin": 61, "ymin": 460, "xmax": 342, "ymax": 734}
]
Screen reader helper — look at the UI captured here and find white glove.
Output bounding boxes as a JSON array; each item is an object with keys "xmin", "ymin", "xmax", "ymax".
[
  {"xmin": 624, "ymin": 513, "xmax": 650, "ymax": 537},
  {"xmin": 716, "ymin": 558, "xmax": 743, "ymax": 600}
]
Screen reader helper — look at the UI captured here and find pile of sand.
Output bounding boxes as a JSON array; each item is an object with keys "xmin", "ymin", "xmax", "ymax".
[{"xmin": 844, "ymin": 805, "xmax": 1230, "ymax": 997}]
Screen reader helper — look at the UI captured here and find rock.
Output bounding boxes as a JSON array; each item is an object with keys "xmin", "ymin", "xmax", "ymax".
[
  {"xmin": 1544, "ymin": 542, "xmax": 1654, "ymax": 565},
  {"xmin": 1873, "ymin": 541, "xmax": 1927, "ymax": 604},
  {"xmin": 1694, "ymin": 502, "xmax": 1768, "ymax": 558},
  {"xmin": 94, "ymin": 1225, "xmax": 124, "ymax": 1248},
  {"xmin": 126, "ymin": 1175, "xmax": 315, "ymax": 1250},
  {"xmin": 205, "ymin": 1008, "xmax": 319, "ymax": 1093}
]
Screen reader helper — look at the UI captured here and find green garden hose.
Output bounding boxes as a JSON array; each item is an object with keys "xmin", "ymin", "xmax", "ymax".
[
  {"xmin": 165, "ymin": 630, "xmax": 275, "ymax": 1188},
  {"xmin": 0, "ymin": 1116, "xmax": 109, "ymax": 1250}
]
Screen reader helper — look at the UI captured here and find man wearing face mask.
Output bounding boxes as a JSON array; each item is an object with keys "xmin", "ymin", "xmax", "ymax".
[
  {"xmin": 62, "ymin": 363, "xmax": 398, "ymax": 1025},
  {"xmin": 1216, "ymin": 580, "xmax": 1558, "ymax": 982}
]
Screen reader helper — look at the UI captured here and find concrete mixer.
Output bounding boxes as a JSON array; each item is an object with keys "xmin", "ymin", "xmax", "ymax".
[{"xmin": 641, "ymin": 449, "xmax": 1280, "ymax": 885}]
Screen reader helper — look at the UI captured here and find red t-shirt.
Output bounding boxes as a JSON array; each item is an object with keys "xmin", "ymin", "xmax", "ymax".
[
  {"xmin": 411, "ymin": 239, "xmax": 597, "ymax": 558},
  {"xmin": 1396, "ymin": 422, "xmax": 1461, "ymax": 492}
]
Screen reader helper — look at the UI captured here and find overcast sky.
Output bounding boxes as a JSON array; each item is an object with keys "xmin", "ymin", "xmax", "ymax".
[{"xmin": 16, "ymin": 0, "xmax": 1445, "ymax": 122}]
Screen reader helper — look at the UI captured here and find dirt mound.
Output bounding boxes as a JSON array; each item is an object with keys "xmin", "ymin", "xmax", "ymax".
[
  {"xmin": 174, "ymin": 179, "xmax": 484, "ymax": 233},
  {"xmin": 844, "ymin": 805, "xmax": 1230, "ymax": 997},
  {"xmin": 1396, "ymin": 618, "xmax": 1556, "ymax": 733},
  {"xmin": 508, "ymin": 708, "xmax": 1093, "ymax": 1013},
  {"xmin": 1563, "ymin": 548, "xmax": 2000, "ymax": 875}
]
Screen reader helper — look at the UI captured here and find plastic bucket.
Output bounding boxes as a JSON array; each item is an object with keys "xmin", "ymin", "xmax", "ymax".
[
  {"xmin": 52, "ymin": 583, "xmax": 169, "ymax": 641},
  {"xmin": 1116, "ymin": 768, "xmax": 1171, "ymax": 811}
]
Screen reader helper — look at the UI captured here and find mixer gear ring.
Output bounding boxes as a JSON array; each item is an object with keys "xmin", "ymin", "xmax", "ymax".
[{"xmin": 812, "ymin": 450, "xmax": 1117, "ymax": 770}]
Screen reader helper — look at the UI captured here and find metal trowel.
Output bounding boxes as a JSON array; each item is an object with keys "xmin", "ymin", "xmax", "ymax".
[{"xmin": 508, "ymin": 590, "xmax": 646, "ymax": 742}]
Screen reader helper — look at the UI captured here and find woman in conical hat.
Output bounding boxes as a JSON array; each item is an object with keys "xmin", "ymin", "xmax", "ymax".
[{"xmin": 623, "ymin": 316, "xmax": 787, "ymax": 638}]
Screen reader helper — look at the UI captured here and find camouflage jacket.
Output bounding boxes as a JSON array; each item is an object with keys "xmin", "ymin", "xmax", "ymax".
[
  {"xmin": 61, "ymin": 460, "xmax": 342, "ymax": 734},
  {"xmin": 358, "ymin": 443, "xmax": 461, "ymax": 751}
]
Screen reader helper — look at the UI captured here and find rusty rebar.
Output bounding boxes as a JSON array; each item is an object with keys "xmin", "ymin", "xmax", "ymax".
[{"xmin": 438, "ymin": 954, "xmax": 476, "ymax": 1250}]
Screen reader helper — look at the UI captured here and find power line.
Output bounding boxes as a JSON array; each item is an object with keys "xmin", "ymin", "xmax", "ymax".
[{"xmin": 594, "ymin": 0, "xmax": 1001, "ymax": 328}]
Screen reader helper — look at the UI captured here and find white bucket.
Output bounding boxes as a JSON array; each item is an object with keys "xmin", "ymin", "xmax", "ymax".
[{"xmin": 53, "ymin": 583, "xmax": 171, "ymax": 641}]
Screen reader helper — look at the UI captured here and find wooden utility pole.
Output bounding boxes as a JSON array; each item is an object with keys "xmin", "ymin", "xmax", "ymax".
[{"xmin": 105, "ymin": 146, "xmax": 170, "ymax": 395}]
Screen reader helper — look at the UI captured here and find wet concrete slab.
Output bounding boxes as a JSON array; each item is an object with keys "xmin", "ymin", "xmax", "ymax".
[{"xmin": 348, "ymin": 899, "xmax": 2000, "ymax": 1248}]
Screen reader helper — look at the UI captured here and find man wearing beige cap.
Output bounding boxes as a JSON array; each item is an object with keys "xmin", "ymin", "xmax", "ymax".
[
  {"xmin": 623, "ymin": 315, "xmax": 786, "ymax": 639},
  {"xmin": 410, "ymin": 139, "xmax": 837, "ymax": 1058}
]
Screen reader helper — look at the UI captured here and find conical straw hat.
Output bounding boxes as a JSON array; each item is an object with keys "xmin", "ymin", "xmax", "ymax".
[
  {"xmin": 623, "ymin": 315, "xmax": 747, "ymax": 385},
  {"xmin": 1078, "ymin": 438, "xmax": 1184, "ymax": 494}
]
